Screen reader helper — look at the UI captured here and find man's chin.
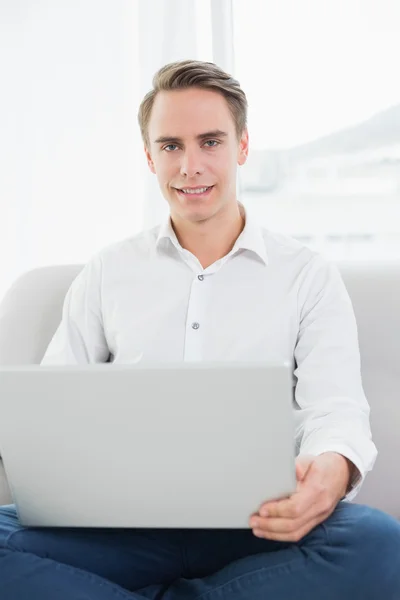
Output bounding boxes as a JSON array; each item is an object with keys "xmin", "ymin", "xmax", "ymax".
[
  {"xmin": 169, "ymin": 199, "xmax": 219, "ymax": 223},
  {"xmin": 184, "ymin": 200, "xmax": 222, "ymax": 220},
  {"xmin": 173, "ymin": 210, "xmax": 212, "ymax": 224}
]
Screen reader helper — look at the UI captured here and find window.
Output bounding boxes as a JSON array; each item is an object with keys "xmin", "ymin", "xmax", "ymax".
[{"xmin": 233, "ymin": 0, "xmax": 400, "ymax": 260}]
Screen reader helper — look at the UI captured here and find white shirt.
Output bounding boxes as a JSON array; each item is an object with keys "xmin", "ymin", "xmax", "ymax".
[{"xmin": 41, "ymin": 205, "xmax": 378, "ymax": 501}]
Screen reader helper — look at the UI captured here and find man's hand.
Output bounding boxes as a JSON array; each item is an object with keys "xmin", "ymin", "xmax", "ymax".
[{"xmin": 248, "ymin": 452, "xmax": 354, "ymax": 542}]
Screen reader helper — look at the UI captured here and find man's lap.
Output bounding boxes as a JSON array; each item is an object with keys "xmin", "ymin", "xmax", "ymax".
[
  {"xmin": 0, "ymin": 501, "xmax": 399, "ymax": 595},
  {"xmin": 0, "ymin": 504, "xmax": 187, "ymax": 591},
  {"xmin": 0, "ymin": 504, "xmax": 292, "ymax": 589}
]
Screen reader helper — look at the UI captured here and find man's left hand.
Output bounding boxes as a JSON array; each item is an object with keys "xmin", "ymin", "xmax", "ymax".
[{"xmin": 249, "ymin": 452, "xmax": 354, "ymax": 542}]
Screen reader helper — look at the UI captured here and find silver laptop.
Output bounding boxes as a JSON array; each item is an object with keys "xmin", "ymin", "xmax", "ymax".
[{"xmin": 0, "ymin": 362, "xmax": 297, "ymax": 529}]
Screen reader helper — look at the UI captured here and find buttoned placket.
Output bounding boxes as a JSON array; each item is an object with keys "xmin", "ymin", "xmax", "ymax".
[
  {"xmin": 184, "ymin": 271, "xmax": 211, "ymax": 361},
  {"xmin": 178, "ymin": 248, "xmax": 237, "ymax": 362}
]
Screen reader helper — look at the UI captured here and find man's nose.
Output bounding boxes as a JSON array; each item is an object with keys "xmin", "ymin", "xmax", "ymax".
[{"xmin": 180, "ymin": 148, "xmax": 205, "ymax": 178}]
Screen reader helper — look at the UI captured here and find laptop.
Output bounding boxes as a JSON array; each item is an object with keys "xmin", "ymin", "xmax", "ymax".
[{"xmin": 0, "ymin": 362, "xmax": 297, "ymax": 529}]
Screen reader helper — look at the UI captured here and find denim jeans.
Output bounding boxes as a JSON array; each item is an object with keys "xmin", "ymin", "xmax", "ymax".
[{"xmin": 0, "ymin": 501, "xmax": 399, "ymax": 599}]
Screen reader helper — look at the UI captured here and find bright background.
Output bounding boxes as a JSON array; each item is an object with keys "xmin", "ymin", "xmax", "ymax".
[
  {"xmin": 1, "ymin": 0, "xmax": 399, "ymax": 303},
  {"xmin": 234, "ymin": 0, "xmax": 400, "ymax": 259}
]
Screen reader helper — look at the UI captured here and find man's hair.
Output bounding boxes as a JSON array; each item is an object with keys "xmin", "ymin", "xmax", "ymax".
[{"xmin": 138, "ymin": 59, "xmax": 248, "ymax": 147}]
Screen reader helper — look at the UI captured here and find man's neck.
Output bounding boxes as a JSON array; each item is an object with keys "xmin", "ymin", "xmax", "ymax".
[{"xmin": 171, "ymin": 203, "xmax": 245, "ymax": 269}]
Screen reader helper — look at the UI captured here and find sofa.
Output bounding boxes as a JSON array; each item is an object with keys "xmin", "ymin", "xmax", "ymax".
[{"xmin": 0, "ymin": 262, "xmax": 399, "ymax": 518}]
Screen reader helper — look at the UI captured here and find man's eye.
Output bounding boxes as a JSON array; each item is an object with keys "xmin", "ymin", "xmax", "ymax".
[
  {"xmin": 163, "ymin": 144, "xmax": 179, "ymax": 152},
  {"xmin": 204, "ymin": 140, "xmax": 219, "ymax": 147}
]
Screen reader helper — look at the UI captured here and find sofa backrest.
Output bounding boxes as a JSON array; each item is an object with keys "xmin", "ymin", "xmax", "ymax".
[
  {"xmin": 337, "ymin": 262, "xmax": 400, "ymax": 516},
  {"xmin": 0, "ymin": 265, "xmax": 83, "ymax": 365},
  {"xmin": 0, "ymin": 261, "xmax": 399, "ymax": 517}
]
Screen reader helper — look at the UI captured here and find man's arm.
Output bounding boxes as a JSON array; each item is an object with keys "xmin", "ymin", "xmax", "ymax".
[
  {"xmin": 248, "ymin": 253, "xmax": 378, "ymax": 541},
  {"xmin": 293, "ymin": 254, "xmax": 377, "ymax": 501},
  {"xmin": 41, "ymin": 253, "xmax": 110, "ymax": 365}
]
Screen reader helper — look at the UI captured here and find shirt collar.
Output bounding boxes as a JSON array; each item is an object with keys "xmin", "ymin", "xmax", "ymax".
[
  {"xmin": 232, "ymin": 204, "xmax": 268, "ymax": 265},
  {"xmin": 156, "ymin": 203, "xmax": 268, "ymax": 265},
  {"xmin": 156, "ymin": 214, "xmax": 182, "ymax": 253}
]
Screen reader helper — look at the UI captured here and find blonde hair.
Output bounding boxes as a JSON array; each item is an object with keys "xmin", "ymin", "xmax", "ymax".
[{"xmin": 138, "ymin": 59, "xmax": 248, "ymax": 147}]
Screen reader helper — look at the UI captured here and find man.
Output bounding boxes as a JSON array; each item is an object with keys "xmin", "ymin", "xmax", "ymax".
[{"xmin": 0, "ymin": 60, "xmax": 399, "ymax": 599}]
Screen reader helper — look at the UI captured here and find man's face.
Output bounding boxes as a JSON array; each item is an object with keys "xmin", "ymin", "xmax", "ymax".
[{"xmin": 145, "ymin": 88, "xmax": 248, "ymax": 224}]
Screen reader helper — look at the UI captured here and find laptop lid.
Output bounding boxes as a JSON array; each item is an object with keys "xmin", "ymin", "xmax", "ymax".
[{"xmin": 0, "ymin": 362, "xmax": 297, "ymax": 528}]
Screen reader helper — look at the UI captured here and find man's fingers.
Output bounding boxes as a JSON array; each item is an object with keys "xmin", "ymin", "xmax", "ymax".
[
  {"xmin": 250, "ymin": 502, "xmax": 317, "ymax": 534},
  {"xmin": 251, "ymin": 515, "xmax": 303, "ymax": 534},
  {"xmin": 259, "ymin": 488, "xmax": 312, "ymax": 519},
  {"xmin": 252, "ymin": 516, "xmax": 320, "ymax": 542}
]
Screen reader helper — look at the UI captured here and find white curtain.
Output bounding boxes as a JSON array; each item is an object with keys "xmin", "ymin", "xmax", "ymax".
[{"xmin": 0, "ymin": 0, "xmax": 234, "ymax": 302}]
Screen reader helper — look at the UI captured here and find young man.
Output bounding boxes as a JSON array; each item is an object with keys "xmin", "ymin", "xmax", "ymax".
[{"xmin": 0, "ymin": 60, "xmax": 399, "ymax": 599}]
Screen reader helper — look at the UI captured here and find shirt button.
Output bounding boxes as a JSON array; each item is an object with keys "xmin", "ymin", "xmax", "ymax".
[
  {"xmin": 198, "ymin": 275, "xmax": 204, "ymax": 281},
  {"xmin": 191, "ymin": 322, "xmax": 200, "ymax": 330}
]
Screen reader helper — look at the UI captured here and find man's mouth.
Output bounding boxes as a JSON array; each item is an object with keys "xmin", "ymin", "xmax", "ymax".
[{"xmin": 174, "ymin": 185, "xmax": 214, "ymax": 197}]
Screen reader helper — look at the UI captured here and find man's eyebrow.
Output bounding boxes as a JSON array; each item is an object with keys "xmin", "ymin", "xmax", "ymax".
[
  {"xmin": 197, "ymin": 130, "xmax": 228, "ymax": 140},
  {"xmin": 154, "ymin": 130, "xmax": 228, "ymax": 144}
]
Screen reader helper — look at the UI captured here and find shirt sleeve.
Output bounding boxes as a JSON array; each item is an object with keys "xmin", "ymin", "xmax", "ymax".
[
  {"xmin": 40, "ymin": 253, "xmax": 110, "ymax": 365},
  {"xmin": 293, "ymin": 254, "xmax": 378, "ymax": 501}
]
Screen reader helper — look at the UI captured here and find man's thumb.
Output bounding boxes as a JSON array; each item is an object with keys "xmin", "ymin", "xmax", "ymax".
[{"xmin": 296, "ymin": 454, "xmax": 315, "ymax": 481}]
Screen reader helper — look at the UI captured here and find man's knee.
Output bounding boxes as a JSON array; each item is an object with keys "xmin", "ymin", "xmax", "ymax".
[
  {"xmin": 328, "ymin": 503, "xmax": 400, "ymax": 592},
  {"xmin": 334, "ymin": 503, "xmax": 400, "ymax": 550}
]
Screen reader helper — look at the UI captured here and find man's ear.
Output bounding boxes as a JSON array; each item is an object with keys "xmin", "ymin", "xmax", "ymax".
[
  {"xmin": 144, "ymin": 145, "xmax": 156, "ymax": 174},
  {"xmin": 237, "ymin": 128, "xmax": 249, "ymax": 166}
]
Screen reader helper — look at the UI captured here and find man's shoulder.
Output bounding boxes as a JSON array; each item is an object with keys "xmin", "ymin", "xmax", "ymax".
[
  {"xmin": 259, "ymin": 226, "xmax": 319, "ymax": 267},
  {"xmin": 258, "ymin": 228, "xmax": 339, "ymax": 302},
  {"xmin": 93, "ymin": 225, "xmax": 161, "ymax": 265}
]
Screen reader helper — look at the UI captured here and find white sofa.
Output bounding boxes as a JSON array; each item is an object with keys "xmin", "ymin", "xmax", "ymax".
[{"xmin": 0, "ymin": 262, "xmax": 399, "ymax": 518}]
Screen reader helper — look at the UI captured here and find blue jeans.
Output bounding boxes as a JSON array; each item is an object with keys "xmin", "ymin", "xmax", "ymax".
[{"xmin": 0, "ymin": 502, "xmax": 399, "ymax": 599}]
